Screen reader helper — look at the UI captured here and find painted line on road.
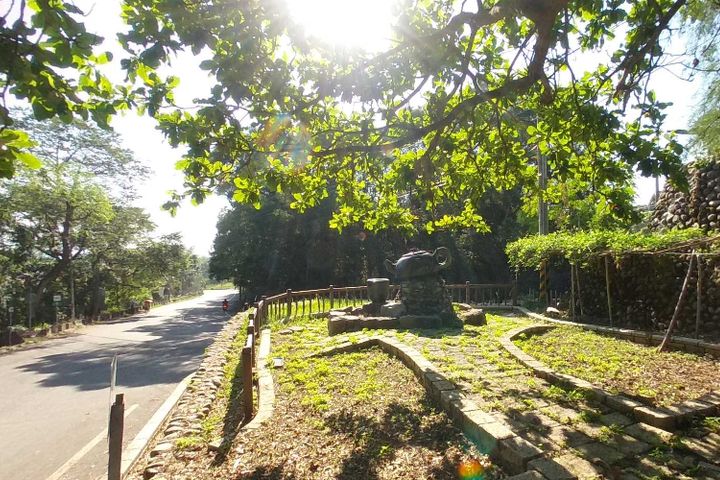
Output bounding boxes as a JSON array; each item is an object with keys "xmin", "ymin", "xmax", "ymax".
[
  {"xmin": 47, "ymin": 404, "xmax": 139, "ymax": 480},
  {"xmin": 120, "ymin": 372, "xmax": 195, "ymax": 479}
]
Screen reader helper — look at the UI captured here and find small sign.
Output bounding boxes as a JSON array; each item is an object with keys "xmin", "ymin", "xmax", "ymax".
[{"xmin": 53, "ymin": 294, "xmax": 62, "ymax": 303}]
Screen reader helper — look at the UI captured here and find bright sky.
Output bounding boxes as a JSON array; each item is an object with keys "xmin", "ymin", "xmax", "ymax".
[{"xmin": 71, "ymin": 0, "xmax": 700, "ymax": 256}]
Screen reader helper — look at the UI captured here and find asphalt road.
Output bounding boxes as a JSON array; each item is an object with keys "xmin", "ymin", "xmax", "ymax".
[{"xmin": 0, "ymin": 289, "xmax": 236, "ymax": 480}]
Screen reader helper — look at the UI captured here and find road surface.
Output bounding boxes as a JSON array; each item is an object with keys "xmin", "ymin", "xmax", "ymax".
[{"xmin": 0, "ymin": 289, "xmax": 236, "ymax": 480}]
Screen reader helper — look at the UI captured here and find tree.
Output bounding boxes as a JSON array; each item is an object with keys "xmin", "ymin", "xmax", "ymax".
[
  {"xmin": 686, "ymin": 2, "xmax": 720, "ymax": 153},
  {"xmin": 1, "ymin": 171, "xmax": 114, "ymax": 323},
  {"xmin": 0, "ymin": 1, "xmax": 131, "ymax": 177},
  {"xmin": 116, "ymin": 0, "xmax": 707, "ymax": 233}
]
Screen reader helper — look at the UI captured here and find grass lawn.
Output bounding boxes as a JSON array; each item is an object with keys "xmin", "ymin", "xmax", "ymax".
[{"xmin": 514, "ymin": 326, "xmax": 720, "ymax": 406}]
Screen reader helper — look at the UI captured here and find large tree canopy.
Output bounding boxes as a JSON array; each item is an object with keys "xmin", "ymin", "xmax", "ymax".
[
  {"xmin": 118, "ymin": 0, "xmax": 704, "ymax": 232},
  {"xmin": 4, "ymin": 0, "xmax": 718, "ymax": 232}
]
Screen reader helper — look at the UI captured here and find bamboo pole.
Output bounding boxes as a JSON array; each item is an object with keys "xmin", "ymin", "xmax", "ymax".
[
  {"xmin": 659, "ymin": 252, "xmax": 696, "ymax": 352},
  {"xmin": 574, "ymin": 264, "xmax": 584, "ymax": 318},
  {"xmin": 604, "ymin": 255, "xmax": 613, "ymax": 327},
  {"xmin": 570, "ymin": 263, "xmax": 576, "ymax": 322},
  {"xmin": 696, "ymin": 254, "xmax": 703, "ymax": 339}
]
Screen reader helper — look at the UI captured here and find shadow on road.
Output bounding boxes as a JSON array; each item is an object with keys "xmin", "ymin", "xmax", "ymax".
[{"xmin": 14, "ymin": 296, "xmax": 233, "ymax": 391}]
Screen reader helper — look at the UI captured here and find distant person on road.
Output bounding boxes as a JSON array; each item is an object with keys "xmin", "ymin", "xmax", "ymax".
[{"xmin": 222, "ymin": 299, "xmax": 229, "ymax": 313}]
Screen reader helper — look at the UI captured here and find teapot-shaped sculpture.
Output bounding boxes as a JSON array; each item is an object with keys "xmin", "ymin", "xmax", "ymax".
[{"xmin": 384, "ymin": 247, "xmax": 451, "ymax": 280}]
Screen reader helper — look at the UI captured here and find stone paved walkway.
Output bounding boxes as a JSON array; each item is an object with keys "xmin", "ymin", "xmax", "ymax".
[{"xmin": 389, "ymin": 314, "xmax": 720, "ymax": 479}]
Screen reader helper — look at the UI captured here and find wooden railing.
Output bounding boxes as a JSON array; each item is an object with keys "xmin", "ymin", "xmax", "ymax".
[
  {"xmin": 252, "ymin": 281, "xmax": 515, "ymax": 326},
  {"xmin": 446, "ymin": 282, "xmax": 516, "ymax": 306},
  {"xmin": 241, "ymin": 312, "xmax": 257, "ymax": 421}
]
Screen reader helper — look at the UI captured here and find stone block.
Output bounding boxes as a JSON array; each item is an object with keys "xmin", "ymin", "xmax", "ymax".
[
  {"xmin": 496, "ymin": 436, "xmax": 544, "ymax": 474},
  {"xmin": 574, "ymin": 441, "xmax": 625, "ymax": 464},
  {"xmin": 633, "ymin": 406, "xmax": 676, "ymax": 431},
  {"xmin": 528, "ymin": 457, "xmax": 576, "ymax": 480},
  {"xmin": 430, "ymin": 379, "xmax": 456, "ymax": 402},
  {"xmin": 507, "ymin": 471, "xmax": 546, "ymax": 480},
  {"xmin": 554, "ymin": 453, "xmax": 604, "ymax": 479},
  {"xmin": 599, "ymin": 412, "xmax": 634, "ymax": 427},
  {"xmin": 440, "ymin": 389, "xmax": 463, "ymax": 413},
  {"xmin": 327, "ymin": 317, "xmax": 346, "ymax": 335},
  {"xmin": 459, "ymin": 308, "xmax": 487, "ymax": 326},
  {"xmin": 623, "ymin": 422, "xmax": 673, "ymax": 446},
  {"xmin": 380, "ymin": 301, "xmax": 406, "ymax": 318},
  {"xmin": 605, "ymin": 395, "xmax": 644, "ymax": 414},
  {"xmin": 449, "ymin": 397, "xmax": 481, "ymax": 424}
]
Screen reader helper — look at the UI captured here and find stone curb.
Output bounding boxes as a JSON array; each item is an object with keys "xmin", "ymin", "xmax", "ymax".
[
  {"xmin": 514, "ymin": 306, "xmax": 720, "ymax": 358},
  {"xmin": 239, "ymin": 328, "xmax": 274, "ymax": 431},
  {"xmin": 314, "ymin": 335, "xmax": 543, "ymax": 475},
  {"xmin": 500, "ymin": 324, "xmax": 720, "ymax": 432},
  {"xmin": 119, "ymin": 372, "xmax": 194, "ymax": 479},
  {"xmin": 134, "ymin": 313, "xmax": 248, "ymax": 480}
]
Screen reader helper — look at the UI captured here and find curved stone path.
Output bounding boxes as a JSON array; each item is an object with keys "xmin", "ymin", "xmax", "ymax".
[{"xmin": 386, "ymin": 314, "xmax": 720, "ymax": 480}]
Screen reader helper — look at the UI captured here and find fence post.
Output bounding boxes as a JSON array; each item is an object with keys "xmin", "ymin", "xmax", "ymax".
[
  {"xmin": 261, "ymin": 295, "xmax": 267, "ymax": 323},
  {"xmin": 108, "ymin": 393, "xmax": 125, "ymax": 480},
  {"xmin": 286, "ymin": 290, "xmax": 292, "ymax": 320},
  {"xmin": 604, "ymin": 255, "xmax": 613, "ymax": 327},
  {"xmin": 247, "ymin": 322, "xmax": 255, "ymax": 365},
  {"xmin": 248, "ymin": 312, "xmax": 255, "ymax": 333},
  {"xmin": 329, "ymin": 285, "xmax": 334, "ymax": 309},
  {"xmin": 242, "ymin": 345, "xmax": 253, "ymax": 421},
  {"xmin": 465, "ymin": 281, "xmax": 470, "ymax": 303},
  {"xmin": 696, "ymin": 253, "xmax": 703, "ymax": 339},
  {"xmin": 512, "ymin": 272, "xmax": 518, "ymax": 306}
]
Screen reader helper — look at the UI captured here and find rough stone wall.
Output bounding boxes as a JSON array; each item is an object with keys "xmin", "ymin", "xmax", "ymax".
[
  {"xmin": 650, "ymin": 160, "xmax": 720, "ymax": 230},
  {"xmin": 572, "ymin": 255, "xmax": 720, "ymax": 339}
]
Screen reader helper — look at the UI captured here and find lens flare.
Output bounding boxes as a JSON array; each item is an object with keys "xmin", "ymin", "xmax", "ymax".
[
  {"xmin": 257, "ymin": 114, "xmax": 310, "ymax": 169},
  {"xmin": 458, "ymin": 458, "xmax": 486, "ymax": 479}
]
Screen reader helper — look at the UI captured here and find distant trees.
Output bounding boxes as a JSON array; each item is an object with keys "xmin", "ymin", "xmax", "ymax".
[
  {"xmin": 0, "ymin": 113, "xmax": 207, "ymax": 327},
  {"xmin": 209, "ymin": 189, "xmax": 530, "ymax": 299}
]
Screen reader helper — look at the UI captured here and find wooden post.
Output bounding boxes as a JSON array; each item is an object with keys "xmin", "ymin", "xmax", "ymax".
[
  {"xmin": 465, "ymin": 281, "xmax": 470, "ymax": 303},
  {"xmin": 108, "ymin": 393, "xmax": 125, "ymax": 480},
  {"xmin": 659, "ymin": 252, "xmax": 696, "ymax": 352},
  {"xmin": 261, "ymin": 296, "xmax": 267, "ymax": 324},
  {"xmin": 604, "ymin": 255, "xmax": 613, "ymax": 327},
  {"xmin": 247, "ymin": 322, "xmax": 255, "ymax": 365},
  {"xmin": 539, "ymin": 260, "xmax": 549, "ymax": 307},
  {"xmin": 696, "ymin": 253, "xmax": 703, "ymax": 339},
  {"xmin": 286, "ymin": 289, "xmax": 292, "ymax": 320},
  {"xmin": 575, "ymin": 265, "xmax": 585, "ymax": 318},
  {"xmin": 329, "ymin": 285, "xmax": 334, "ymax": 309},
  {"xmin": 570, "ymin": 263, "xmax": 576, "ymax": 322},
  {"xmin": 242, "ymin": 345, "xmax": 253, "ymax": 421}
]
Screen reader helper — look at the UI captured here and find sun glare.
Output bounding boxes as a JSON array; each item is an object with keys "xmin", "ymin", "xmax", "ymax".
[{"xmin": 286, "ymin": 0, "xmax": 396, "ymax": 52}]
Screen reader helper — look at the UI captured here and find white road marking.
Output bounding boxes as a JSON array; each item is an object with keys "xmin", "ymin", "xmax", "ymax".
[{"xmin": 46, "ymin": 404, "xmax": 139, "ymax": 480}]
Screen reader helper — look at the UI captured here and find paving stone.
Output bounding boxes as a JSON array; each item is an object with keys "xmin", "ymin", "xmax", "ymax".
[
  {"xmin": 574, "ymin": 442, "xmax": 625, "ymax": 465},
  {"xmin": 497, "ymin": 435, "xmax": 544, "ymax": 474},
  {"xmin": 623, "ymin": 422, "xmax": 673, "ymax": 446},
  {"xmin": 554, "ymin": 453, "xmax": 604, "ymax": 479},
  {"xmin": 541, "ymin": 404, "xmax": 581, "ymax": 425},
  {"xmin": 683, "ymin": 436, "xmax": 720, "ymax": 463},
  {"xmin": 599, "ymin": 412, "xmax": 634, "ymax": 427},
  {"xmin": 507, "ymin": 471, "xmax": 546, "ymax": 480},
  {"xmin": 547, "ymin": 426, "xmax": 594, "ymax": 448},
  {"xmin": 528, "ymin": 457, "xmax": 577, "ymax": 480},
  {"xmin": 606, "ymin": 434, "xmax": 652, "ymax": 455},
  {"xmin": 633, "ymin": 406, "xmax": 676, "ymax": 431}
]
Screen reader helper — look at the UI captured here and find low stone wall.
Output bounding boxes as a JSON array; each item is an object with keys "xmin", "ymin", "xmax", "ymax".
[
  {"xmin": 313, "ymin": 336, "xmax": 543, "ymax": 476},
  {"xmin": 500, "ymin": 324, "xmax": 720, "ymax": 432}
]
